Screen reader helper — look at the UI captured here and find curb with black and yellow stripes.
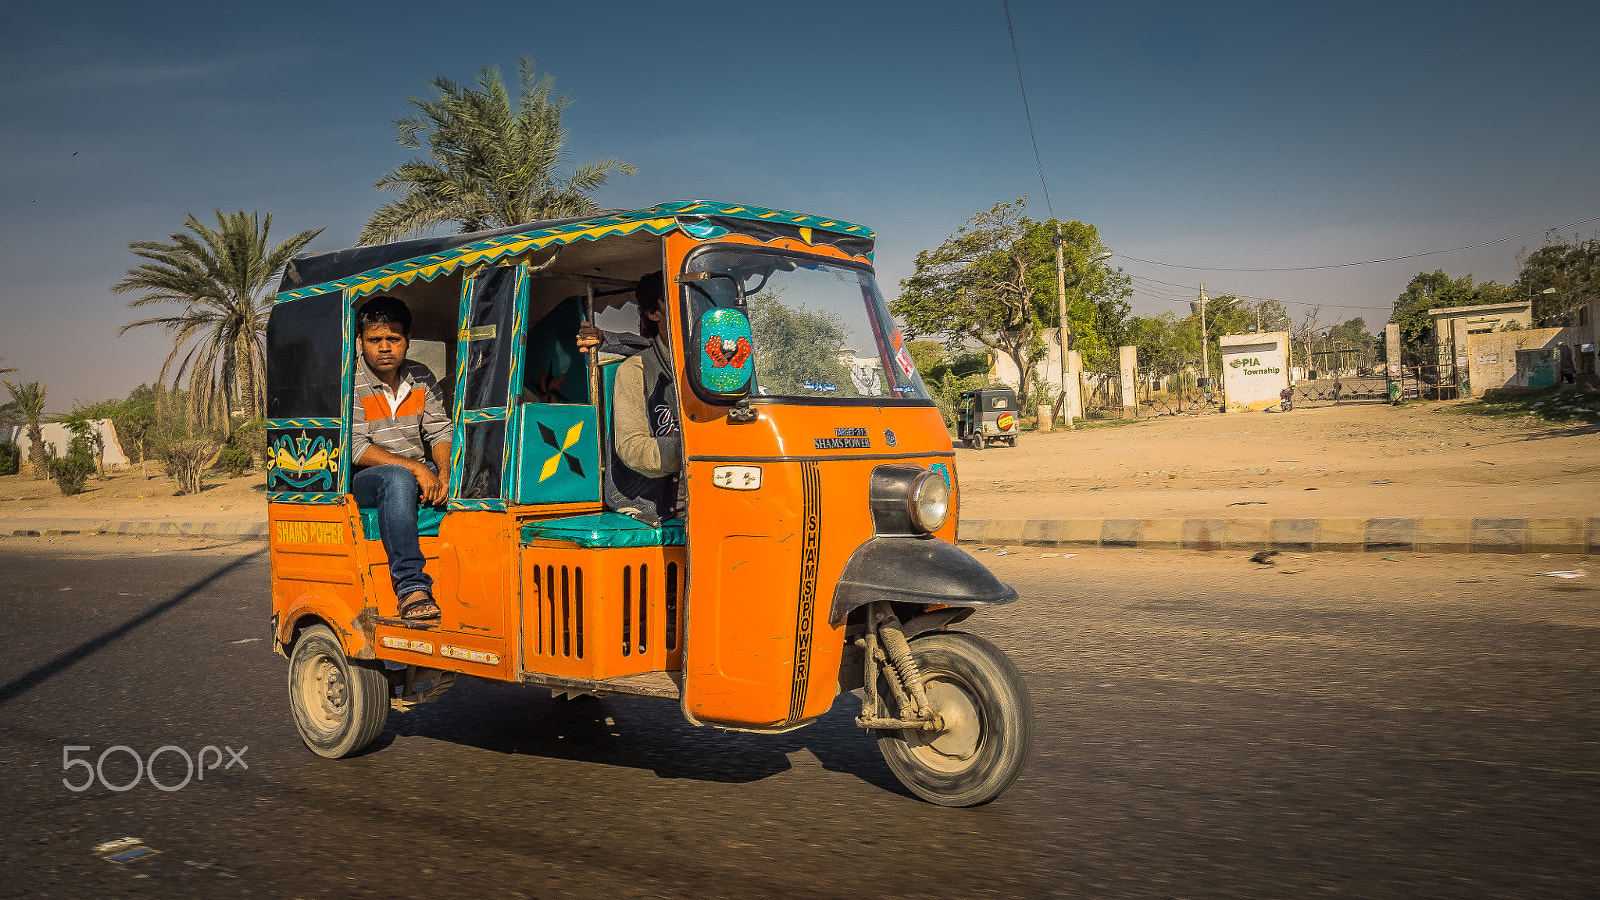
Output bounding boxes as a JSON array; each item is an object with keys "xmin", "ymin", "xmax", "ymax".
[{"xmin": 956, "ymin": 517, "xmax": 1600, "ymax": 554}]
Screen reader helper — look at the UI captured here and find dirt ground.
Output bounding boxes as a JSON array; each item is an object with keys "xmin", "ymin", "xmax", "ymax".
[
  {"xmin": 956, "ymin": 400, "xmax": 1600, "ymax": 520},
  {"xmin": 1, "ymin": 399, "xmax": 1595, "ymax": 526},
  {"xmin": 0, "ymin": 466, "xmax": 267, "ymax": 525}
]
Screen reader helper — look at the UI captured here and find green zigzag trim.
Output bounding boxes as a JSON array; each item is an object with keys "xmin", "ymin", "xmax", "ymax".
[
  {"xmin": 268, "ymin": 492, "xmax": 345, "ymax": 504},
  {"xmin": 267, "ymin": 418, "xmax": 341, "ymax": 428},
  {"xmin": 462, "ymin": 407, "xmax": 509, "ymax": 423},
  {"xmin": 448, "ymin": 498, "xmax": 506, "ymax": 512},
  {"xmin": 274, "ymin": 201, "xmax": 875, "ymax": 305}
]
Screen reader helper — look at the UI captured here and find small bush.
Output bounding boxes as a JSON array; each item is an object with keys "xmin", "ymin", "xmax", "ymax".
[
  {"xmin": 49, "ymin": 454, "xmax": 95, "ymax": 496},
  {"xmin": 217, "ymin": 446, "xmax": 251, "ymax": 477},
  {"xmin": 0, "ymin": 441, "xmax": 18, "ymax": 476},
  {"xmin": 163, "ymin": 439, "xmax": 221, "ymax": 495},
  {"xmin": 232, "ymin": 418, "xmax": 269, "ymax": 466}
]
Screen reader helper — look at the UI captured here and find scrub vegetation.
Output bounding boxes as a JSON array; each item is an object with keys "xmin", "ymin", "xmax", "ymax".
[{"xmin": 1448, "ymin": 386, "xmax": 1600, "ymax": 425}]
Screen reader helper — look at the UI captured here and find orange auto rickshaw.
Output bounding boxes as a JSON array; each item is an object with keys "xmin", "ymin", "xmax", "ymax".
[{"xmin": 267, "ymin": 201, "xmax": 1032, "ymax": 806}]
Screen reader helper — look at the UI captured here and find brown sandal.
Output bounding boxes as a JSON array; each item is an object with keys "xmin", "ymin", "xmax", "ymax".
[{"xmin": 398, "ymin": 591, "xmax": 441, "ymax": 621}]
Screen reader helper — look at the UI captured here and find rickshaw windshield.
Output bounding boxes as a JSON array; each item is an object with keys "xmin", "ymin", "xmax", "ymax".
[{"xmin": 682, "ymin": 247, "xmax": 932, "ymax": 402}]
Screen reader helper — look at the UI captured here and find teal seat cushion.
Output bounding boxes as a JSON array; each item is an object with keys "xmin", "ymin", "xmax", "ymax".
[
  {"xmin": 520, "ymin": 512, "xmax": 685, "ymax": 548},
  {"xmin": 358, "ymin": 504, "xmax": 447, "ymax": 541}
]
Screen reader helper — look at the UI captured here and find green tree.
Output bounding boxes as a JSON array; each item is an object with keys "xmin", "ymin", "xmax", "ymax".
[
  {"xmin": 361, "ymin": 57, "xmax": 636, "ymax": 244},
  {"xmin": 894, "ymin": 201, "xmax": 1043, "ymax": 404},
  {"xmin": 114, "ymin": 210, "xmax": 323, "ymax": 432},
  {"xmin": 906, "ymin": 340, "xmax": 947, "ymax": 378},
  {"xmin": 58, "ymin": 411, "xmax": 105, "ymax": 479},
  {"xmin": 747, "ymin": 293, "xmax": 851, "ymax": 395},
  {"xmin": 1515, "ymin": 232, "xmax": 1598, "ymax": 324},
  {"xmin": 894, "ymin": 200, "xmax": 1126, "ymax": 414},
  {"xmin": 1388, "ymin": 269, "xmax": 1518, "ymax": 348},
  {"xmin": 1231, "ymin": 298, "xmax": 1291, "ymax": 334},
  {"xmin": 3, "ymin": 380, "xmax": 47, "ymax": 478}
]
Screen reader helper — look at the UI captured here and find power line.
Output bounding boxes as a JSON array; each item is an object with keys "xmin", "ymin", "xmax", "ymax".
[
  {"xmin": 1113, "ymin": 214, "xmax": 1600, "ymax": 271},
  {"xmin": 1127, "ymin": 273, "xmax": 1391, "ymax": 313},
  {"xmin": 1001, "ymin": 0, "xmax": 1052, "ymax": 218}
]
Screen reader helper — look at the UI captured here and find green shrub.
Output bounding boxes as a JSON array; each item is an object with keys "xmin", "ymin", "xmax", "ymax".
[
  {"xmin": 49, "ymin": 454, "xmax": 95, "ymax": 496},
  {"xmin": 218, "ymin": 446, "xmax": 251, "ymax": 477},
  {"xmin": 0, "ymin": 441, "xmax": 18, "ymax": 476},
  {"xmin": 232, "ymin": 418, "xmax": 268, "ymax": 462}
]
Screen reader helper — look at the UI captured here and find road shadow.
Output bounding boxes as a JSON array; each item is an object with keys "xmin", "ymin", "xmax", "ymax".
[
  {"xmin": 0, "ymin": 547, "xmax": 267, "ymax": 708},
  {"xmin": 379, "ymin": 677, "xmax": 912, "ymax": 797}
]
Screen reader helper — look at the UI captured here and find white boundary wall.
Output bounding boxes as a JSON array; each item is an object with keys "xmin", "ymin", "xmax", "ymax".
[{"xmin": 0, "ymin": 419, "xmax": 130, "ymax": 467}]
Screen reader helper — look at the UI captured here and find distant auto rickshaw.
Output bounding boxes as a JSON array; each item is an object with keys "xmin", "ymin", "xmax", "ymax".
[
  {"xmin": 267, "ymin": 201, "xmax": 1033, "ymax": 806},
  {"xmin": 956, "ymin": 387, "xmax": 1019, "ymax": 450}
]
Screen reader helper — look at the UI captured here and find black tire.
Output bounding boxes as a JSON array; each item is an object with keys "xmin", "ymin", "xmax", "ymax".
[
  {"xmin": 287, "ymin": 623, "xmax": 390, "ymax": 759},
  {"xmin": 876, "ymin": 631, "xmax": 1033, "ymax": 807},
  {"xmin": 972, "ymin": 433, "xmax": 985, "ymax": 451}
]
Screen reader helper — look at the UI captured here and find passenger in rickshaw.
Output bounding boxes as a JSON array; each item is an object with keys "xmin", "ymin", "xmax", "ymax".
[
  {"xmin": 575, "ymin": 271, "xmax": 684, "ymax": 524},
  {"xmin": 350, "ymin": 296, "xmax": 452, "ymax": 621}
]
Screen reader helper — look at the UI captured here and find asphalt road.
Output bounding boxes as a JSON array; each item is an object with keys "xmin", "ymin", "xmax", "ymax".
[{"xmin": 0, "ymin": 536, "xmax": 1595, "ymax": 898}]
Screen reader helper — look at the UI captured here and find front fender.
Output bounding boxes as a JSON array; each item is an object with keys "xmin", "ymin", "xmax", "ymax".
[{"xmin": 828, "ymin": 536, "xmax": 1018, "ymax": 626}]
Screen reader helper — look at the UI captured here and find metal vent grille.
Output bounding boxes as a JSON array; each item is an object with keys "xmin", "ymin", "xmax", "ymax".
[{"xmin": 531, "ymin": 564, "xmax": 584, "ymax": 659}]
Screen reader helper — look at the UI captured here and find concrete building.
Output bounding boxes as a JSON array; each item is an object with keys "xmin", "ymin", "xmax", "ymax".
[
  {"xmin": 1427, "ymin": 300, "xmax": 1532, "ymax": 338},
  {"xmin": 1465, "ymin": 326, "xmax": 1588, "ymax": 390},
  {"xmin": 1219, "ymin": 332, "xmax": 1290, "ymax": 412}
]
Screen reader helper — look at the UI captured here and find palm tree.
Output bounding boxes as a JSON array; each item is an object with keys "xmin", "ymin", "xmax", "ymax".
[
  {"xmin": 360, "ymin": 57, "xmax": 636, "ymax": 245},
  {"xmin": 113, "ymin": 210, "xmax": 323, "ymax": 431},
  {"xmin": 4, "ymin": 380, "xmax": 47, "ymax": 478},
  {"xmin": 0, "ymin": 356, "xmax": 16, "ymax": 375}
]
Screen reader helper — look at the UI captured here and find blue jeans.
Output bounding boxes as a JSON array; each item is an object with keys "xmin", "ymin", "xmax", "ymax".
[{"xmin": 352, "ymin": 463, "xmax": 437, "ymax": 599}]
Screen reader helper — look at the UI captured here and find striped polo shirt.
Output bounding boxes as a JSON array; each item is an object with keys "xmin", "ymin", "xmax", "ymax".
[{"xmin": 351, "ymin": 357, "xmax": 452, "ymax": 465}]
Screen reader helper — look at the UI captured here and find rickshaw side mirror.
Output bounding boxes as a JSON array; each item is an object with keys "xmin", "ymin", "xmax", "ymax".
[{"xmin": 688, "ymin": 307, "xmax": 754, "ymax": 405}]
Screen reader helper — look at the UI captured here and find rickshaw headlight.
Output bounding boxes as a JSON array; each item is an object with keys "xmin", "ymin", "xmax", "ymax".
[{"xmin": 909, "ymin": 470, "xmax": 951, "ymax": 534}]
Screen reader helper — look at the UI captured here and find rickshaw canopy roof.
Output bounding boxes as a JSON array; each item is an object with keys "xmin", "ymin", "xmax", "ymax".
[{"xmin": 274, "ymin": 200, "xmax": 875, "ymax": 305}]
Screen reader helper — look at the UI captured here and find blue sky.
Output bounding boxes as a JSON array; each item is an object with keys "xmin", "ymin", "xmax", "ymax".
[{"xmin": 3, "ymin": 0, "xmax": 1596, "ymax": 408}]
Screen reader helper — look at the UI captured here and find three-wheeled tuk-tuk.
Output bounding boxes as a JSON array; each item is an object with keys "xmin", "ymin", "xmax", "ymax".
[
  {"xmin": 956, "ymin": 387, "xmax": 1019, "ymax": 450},
  {"xmin": 267, "ymin": 201, "xmax": 1032, "ymax": 806}
]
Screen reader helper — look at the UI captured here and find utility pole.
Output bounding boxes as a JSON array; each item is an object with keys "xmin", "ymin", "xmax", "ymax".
[
  {"xmin": 1054, "ymin": 222, "xmax": 1073, "ymax": 428},
  {"xmin": 1198, "ymin": 284, "xmax": 1209, "ymax": 392}
]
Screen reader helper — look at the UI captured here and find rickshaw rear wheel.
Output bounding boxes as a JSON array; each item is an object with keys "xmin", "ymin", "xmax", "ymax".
[
  {"xmin": 288, "ymin": 624, "xmax": 390, "ymax": 759},
  {"xmin": 971, "ymin": 433, "xmax": 985, "ymax": 450},
  {"xmin": 876, "ymin": 631, "xmax": 1033, "ymax": 807}
]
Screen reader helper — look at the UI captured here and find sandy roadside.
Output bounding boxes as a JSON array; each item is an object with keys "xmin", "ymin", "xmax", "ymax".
[
  {"xmin": 955, "ymin": 401, "xmax": 1598, "ymax": 520},
  {"xmin": 1, "ymin": 400, "xmax": 1594, "ymax": 526},
  {"xmin": 0, "ymin": 467, "xmax": 267, "ymax": 525}
]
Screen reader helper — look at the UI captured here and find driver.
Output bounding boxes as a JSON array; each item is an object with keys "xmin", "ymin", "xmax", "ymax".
[{"xmin": 576, "ymin": 272, "xmax": 685, "ymax": 523}]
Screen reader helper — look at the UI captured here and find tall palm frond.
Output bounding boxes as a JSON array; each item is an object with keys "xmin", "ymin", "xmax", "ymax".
[
  {"xmin": 4, "ymin": 380, "xmax": 47, "ymax": 477},
  {"xmin": 113, "ymin": 210, "xmax": 323, "ymax": 432},
  {"xmin": 360, "ymin": 57, "xmax": 636, "ymax": 245}
]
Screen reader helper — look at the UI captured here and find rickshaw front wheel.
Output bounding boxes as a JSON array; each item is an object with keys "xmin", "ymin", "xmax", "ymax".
[
  {"xmin": 877, "ymin": 632, "xmax": 1033, "ymax": 807},
  {"xmin": 288, "ymin": 624, "xmax": 390, "ymax": 759}
]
